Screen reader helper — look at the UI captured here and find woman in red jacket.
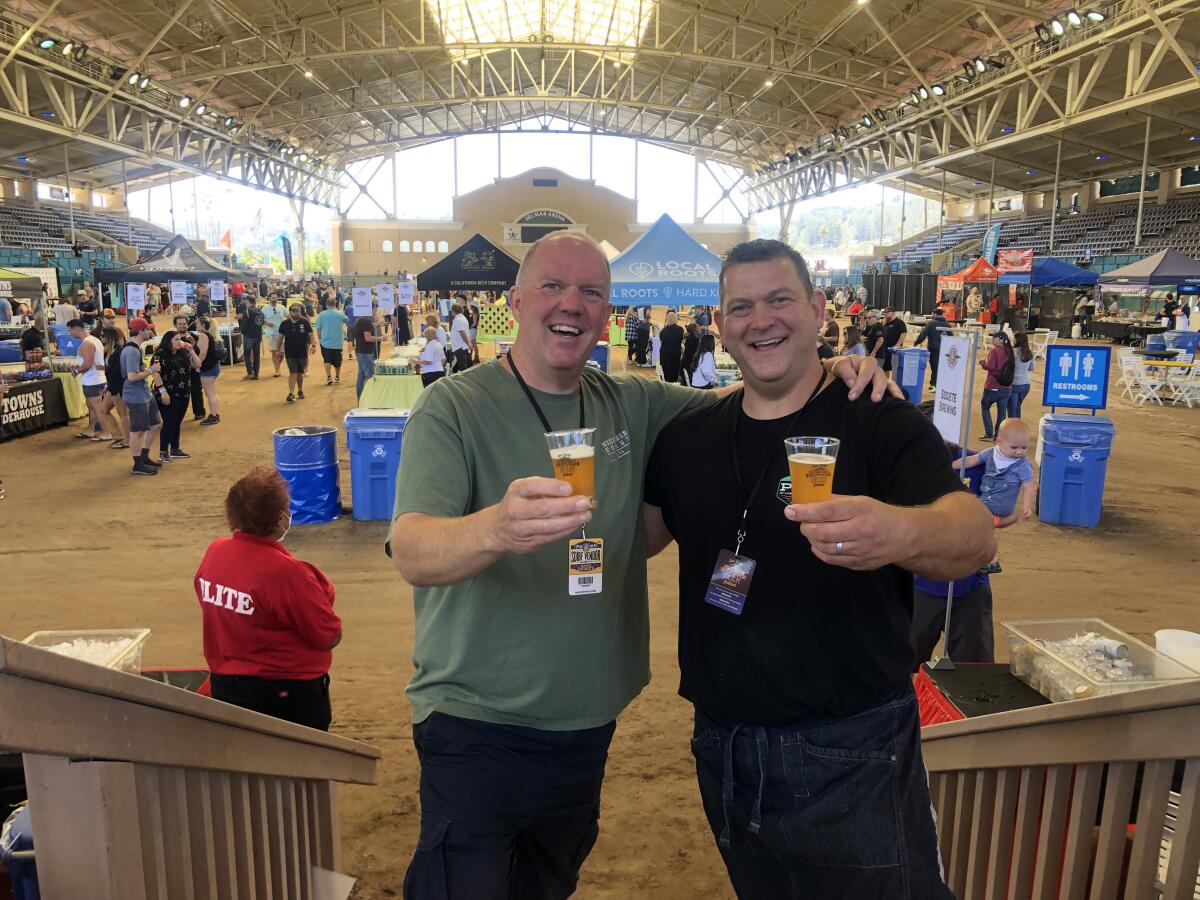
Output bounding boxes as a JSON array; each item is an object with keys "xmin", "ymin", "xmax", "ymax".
[
  {"xmin": 195, "ymin": 467, "xmax": 342, "ymax": 730},
  {"xmin": 979, "ymin": 333, "xmax": 1014, "ymax": 442}
]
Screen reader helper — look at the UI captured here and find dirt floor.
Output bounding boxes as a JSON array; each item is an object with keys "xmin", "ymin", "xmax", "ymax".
[{"xmin": 2, "ymin": 331, "xmax": 1198, "ymax": 898}]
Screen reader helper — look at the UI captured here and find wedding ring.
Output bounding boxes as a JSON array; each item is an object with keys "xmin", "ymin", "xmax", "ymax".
[{"xmin": 835, "ymin": 541, "xmax": 844, "ymax": 555}]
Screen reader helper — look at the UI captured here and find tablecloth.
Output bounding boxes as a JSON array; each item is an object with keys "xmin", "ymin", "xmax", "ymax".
[
  {"xmin": 358, "ymin": 374, "xmax": 425, "ymax": 409},
  {"xmin": 54, "ymin": 372, "xmax": 87, "ymax": 420}
]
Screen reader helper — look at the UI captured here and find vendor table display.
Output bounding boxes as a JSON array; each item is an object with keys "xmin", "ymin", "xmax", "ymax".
[
  {"xmin": 1, "ymin": 374, "xmax": 69, "ymax": 440},
  {"xmin": 1088, "ymin": 318, "xmax": 1167, "ymax": 344},
  {"xmin": 358, "ymin": 373, "xmax": 424, "ymax": 409}
]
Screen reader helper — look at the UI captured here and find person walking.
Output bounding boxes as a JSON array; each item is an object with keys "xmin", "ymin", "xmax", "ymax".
[
  {"xmin": 881, "ymin": 307, "xmax": 908, "ymax": 373},
  {"xmin": 624, "ymin": 307, "xmax": 641, "ymax": 366},
  {"xmin": 238, "ymin": 297, "xmax": 265, "ymax": 380},
  {"xmin": 315, "ymin": 299, "xmax": 348, "ymax": 385},
  {"xmin": 1007, "ymin": 331, "xmax": 1036, "ymax": 418},
  {"xmin": 689, "ymin": 333, "xmax": 719, "ymax": 389},
  {"xmin": 864, "ymin": 310, "xmax": 886, "ymax": 365},
  {"xmin": 152, "ymin": 329, "xmax": 202, "ymax": 462},
  {"xmin": 195, "ymin": 467, "xmax": 341, "ymax": 730},
  {"xmin": 353, "ymin": 312, "xmax": 383, "ymax": 398},
  {"xmin": 680, "ymin": 321, "xmax": 701, "ymax": 385},
  {"xmin": 913, "ymin": 309, "xmax": 949, "ymax": 387},
  {"xmin": 120, "ymin": 318, "xmax": 163, "ymax": 476},
  {"xmin": 195, "ymin": 317, "xmax": 223, "ymax": 425},
  {"xmin": 980, "ymin": 333, "xmax": 1014, "ymax": 440},
  {"xmin": 99, "ymin": 326, "xmax": 130, "ymax": 450},
  {"xmin": 262, "ymin": 293, "xmax": 286, "ymax": 378},
  {"xmin": 659, "ymin": 311, "xmax": 684, "ymax": 383},
  {"xmin": 279, "ymin": 302, "xmax": 317, "ymax": 402},
  {"xmin": 68, "ymin": 319, "xmax": 114, "ymax": 442}
]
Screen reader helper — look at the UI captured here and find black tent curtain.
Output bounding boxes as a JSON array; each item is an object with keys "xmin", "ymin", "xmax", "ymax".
[{"xmin": 859, "ymin": 273, "xmax": 940, "ymax": 315}]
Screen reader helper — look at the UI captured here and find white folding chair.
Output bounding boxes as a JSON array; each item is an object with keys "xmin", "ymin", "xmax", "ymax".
[
  {"xmin": 1171, "ymin": 361, "xmax": 1200, "ymax": 408},
  {"xmin": 1035, "ymin": 331, "xmax": 1058, "ymax": 361},
  {"xmin": 1130, "ymin": 362, "xmax": 1166, "ymax": 405}
]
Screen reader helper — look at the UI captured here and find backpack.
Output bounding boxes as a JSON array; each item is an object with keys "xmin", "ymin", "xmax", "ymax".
[
  {"xmin": 996, "ymin": 348, "xmax": 1015, "ymax": 387},
  {"xmin": 211, "ymin": 333, "xmax": 228, "ymax": 365}
]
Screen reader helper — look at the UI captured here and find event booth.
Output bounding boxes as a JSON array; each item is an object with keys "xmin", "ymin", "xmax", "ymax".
[
  {"xmin": 416, "ymin": 233, "xmax": 520, "ymax": 297},
  {"xmin": 998, "ymin": 257, "xmax": 1098, "ymax": 336},
  {"xmin": 1095, "ymin": 248, "xmax": 1200, "ymax": 339},
  {"xmin": 0, "ymin": 268, "xmax": 44, "ymax": 309},
  {"xmin": 609, "ymin": 214, "xmax": 721, "ymax": 308},
  {"xmin": 935, "ymin": 257, "xmax": 1001, "ymax": 316}
]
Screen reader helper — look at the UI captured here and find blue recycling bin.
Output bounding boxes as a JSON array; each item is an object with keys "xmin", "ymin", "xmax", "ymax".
[
  {"xmin": 1, "ymin": 805, "xmax": 39, "ymax": 900},
  {"xmin": 587, "ymin": 342, "xmax": 610, "ymax": 373},
  {"xmin": 1145, "ymin": 333, "xmax": 1166, "ymax": 352},
  {"xmin": 273, "ymin": 426, "xmax": 341, "ymax": 524},
  {"xmin": 1038, "ymin": 414, "xmax": 1115, "ymax": 528},
  {"xmin": 890, "ymin": 347, "xmax": 929, "ymax": 403},
  {"xmin": 1165, "ymin": 330, "xmax": 1200, "ymax": 359},
  {"xmin": 343, "ymin": 408, "xmax": 408, "ymax": 521}
]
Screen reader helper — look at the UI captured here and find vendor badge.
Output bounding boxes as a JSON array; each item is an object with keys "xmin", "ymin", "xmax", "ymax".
[{"xmin": 568, "ymin": 537, "xmax": 604, "ymax": 596}]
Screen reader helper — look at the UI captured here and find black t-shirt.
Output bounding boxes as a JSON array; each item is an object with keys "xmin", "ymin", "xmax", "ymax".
[
  {"xmin": 196, "ymin": 298, "xmax": 212, "ymax": 317},
  {"xmin": 883, "ymin": 317, "xmax": 907, "ymax": 349},
  {"xmin": 864, "ymin": 323, "xmax": 886, "ymax": 358},
  {"xmin": 278, "ymin": 318, "xmax": 313, "ymax": 357},
  {"xmin": 644, "ymin": 381, "xmax": 963, "ymax": 725},
  {"xmin": 20, "ymin": 327, "xmax": 44, "ymax": 351},
  {"xmin": 353, "ymin": 317, "xmax": 375, "ymax": 354}
]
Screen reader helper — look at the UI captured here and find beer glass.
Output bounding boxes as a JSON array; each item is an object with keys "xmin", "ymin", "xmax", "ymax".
[
  {"xmin": 545, "ymin": 428, "xmax": 597, "ymax": 504},
  {"xmin": 784, "ymin": 436, "xmax": 840, "ymax": 503}
]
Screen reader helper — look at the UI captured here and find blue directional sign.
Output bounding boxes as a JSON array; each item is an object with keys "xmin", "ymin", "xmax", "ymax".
[{"xmin": 1043, "ymin": 345, "xmax": 1112, "ymax": 411}]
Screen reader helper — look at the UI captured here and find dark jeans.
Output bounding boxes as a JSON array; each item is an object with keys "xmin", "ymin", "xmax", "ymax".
[
  {"xmin": 691, "ymin": 690, "xmax": 952, "ymax": 900},
  {"xmin": 452, "ymin": 348, "xmax": 472, "ymax": 373},
  {"xmin": 243, "ymin": 335, "xmax": 261, "ymax": 376},
  {"xmin": 189, "ymin": 370, "xmax": 205, "ymax": 417},
  {"xmin": 421, "ymin": 370, "xmax": 445, "ymax": 388},
  {"xmin": 157, "ymin": 392, "xmax": 189, "ymax": 453},
  {"xmin": 1007, "ymin": 382, "xmax": 1030, "ymax": 418},
  {"xmin": 910, "ymin": 582, "xmax": 996, "ymax": 670},
  {"xmin": 209, "ymin": 673, "xmax": 331, "ymax": 731},
  {"xmin": 981, "ymin": 387, "xmax": 1011, "ymax": 437},
  {"xmin": 927, "ymin": 345, "xmax": 940, "ymax": 386},
  {"xmin": 405, "ymin": 712, "xmax": 615, "ymax": 900},
  {"xmin": 356, "ymin": 353, "xmax": 374, "ymax": 398}
]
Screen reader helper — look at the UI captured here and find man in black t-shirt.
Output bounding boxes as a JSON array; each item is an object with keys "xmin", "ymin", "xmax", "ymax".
[
  {"xmin": 238, "ymin": 299, "xmax": 266, "ymax": 379},
  {"xmin": 863, "ymin": 309, "xmax": 885, "ymax": 363},
  {"xmin": 277, "ymin": 303, "xmax": 315, "ymax": 402},
  {"xmin": 643, "ymin": 240, "xmax": 994, "ymax": 900},
  {"xmin": 880, "ymin": 307, "xmax": 907, "ymax": 372},
  {"xmin": 352, "ymin": 314, "xmax": 383, "ymax": 398},
  {"xmin": 20, "ymin": 318, "xmax": 47, "ymax": 356}
]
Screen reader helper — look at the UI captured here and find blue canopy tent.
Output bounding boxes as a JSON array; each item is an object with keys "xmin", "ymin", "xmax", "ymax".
[
  {"xmin": 997, "ymin": 258, "xmax": 1098, "ymax": 287},
  {"xmin": 609, "ymin": 214, "xmax": 722, "ymax": 307}
]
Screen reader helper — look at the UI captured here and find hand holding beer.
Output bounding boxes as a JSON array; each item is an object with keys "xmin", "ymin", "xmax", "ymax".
[
  {"xmin": 489, "ymin": 476, "xmax": 593, "ymax": 554},
  {"xmin": 545, "ymin": 428, "xmax": 597, "ymax": 507}
]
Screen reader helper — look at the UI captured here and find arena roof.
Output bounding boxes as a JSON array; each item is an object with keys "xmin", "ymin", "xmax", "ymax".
[{"xmin": 1, "ymin": 0, "xmax": 1198, "ymax": 209}]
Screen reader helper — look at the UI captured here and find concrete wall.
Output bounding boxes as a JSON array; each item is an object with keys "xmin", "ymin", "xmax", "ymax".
[{"xmin": 333, "ymin": 166, "xmax": 752, "ymax": 275}]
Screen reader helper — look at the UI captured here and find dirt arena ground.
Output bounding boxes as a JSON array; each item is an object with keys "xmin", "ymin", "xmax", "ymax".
[{"xmin": 3, "ymin": 331, "xmax": 1197, "ymax": 898}]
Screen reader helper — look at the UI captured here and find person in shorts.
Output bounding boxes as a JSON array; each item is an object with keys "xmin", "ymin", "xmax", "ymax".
[
  {"xmin": 278, "ymin": 303, "xmax": 316, "ymax": 402},
  {"xmin": 121, "ymin": 318, "xmax": 163, "ymax": 476},
  {"xmin": 314, "ymin": 299, "xmax": 348, "ymax": 385}
]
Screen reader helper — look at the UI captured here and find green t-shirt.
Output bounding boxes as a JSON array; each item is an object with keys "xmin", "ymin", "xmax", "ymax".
[{"xmin": 389, "ymin": 360, "xmax": 714, "ymax": 730}]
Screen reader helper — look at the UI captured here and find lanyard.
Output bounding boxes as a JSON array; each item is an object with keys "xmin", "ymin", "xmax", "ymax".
[
  {"xmin": 506, "ymin": 352, "xmax": 585, "ymax": 432},
  {"xmin": 729, "ymin": 370, "xmax": 827, "ymax": 556}
]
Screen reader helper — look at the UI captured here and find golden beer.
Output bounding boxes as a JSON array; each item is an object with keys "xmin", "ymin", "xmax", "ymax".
[
  {"xmin": 550, "ymin": 443, "xmax": 596, "ymax": 502},
  {"xmin": 788, "ymin": 452, "xmax": 837, "ymax": 503}
]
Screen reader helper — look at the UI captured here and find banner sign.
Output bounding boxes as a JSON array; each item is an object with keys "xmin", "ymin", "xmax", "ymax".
[
  {"xmin": 280, "ymin": 235, "xmax": 293, "ymax": 272},
  {"xmin": 375, "ymin": 283, "xmax": 395, "ymax": 312},
  {"xmin": 981, "ymin": 224, "xmax": 1003, "ymax": 264},
  {"xmin": 997, "ymin": 248, "xmax": 1034, "ymax": 273},
  {"xmin": 1, "ymin": 377, "xmax": 68, "ymax": 441},
  {"xmin": 351, "ymin": 286, "xmax": 373, "ymax": 317},
  {"xmin": 396, "ymin": 281, "xmax": 416, "ymax": 306},
  {"xmin": 125, "ymin": 282, "xmax": 146, "ymax": 311},
  {"xmin": 932, "ymin": 336, "xmax": 972, "ymax": 445},
  {"xmin": 169, "ymin": 281, "xmax": 187, "ymax": 306},
  {"xmin": 1043, "ymin": 345, "xmax": 1112, "ymax": 411},
  {"xmin": 209, "ymin": 280, "xmax": 227, "ymax": 307}
]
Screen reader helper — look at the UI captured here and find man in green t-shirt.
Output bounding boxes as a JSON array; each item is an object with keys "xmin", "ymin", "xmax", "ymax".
[{"xmin": 387, "ymin": 231, "xmax": 894, "ymax": 899}]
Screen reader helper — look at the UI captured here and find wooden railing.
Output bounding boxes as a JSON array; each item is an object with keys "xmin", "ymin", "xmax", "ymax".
[
  {"xmin": 0, "ymin": 636, "xmax": 380, "ymax": 900},
  {"xmin": 921, "ymin": 679, "xmax": 1200, "ymax": 900}
]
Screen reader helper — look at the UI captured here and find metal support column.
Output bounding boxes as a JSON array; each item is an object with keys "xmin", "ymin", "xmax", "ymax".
[
  {"xmin": 1049, "ymin": 139, "xmax": 1062, "ymax": 253},
  {"xmin": 879, "ymin": 185, "xmax": 886, "ymax": 248},
  {"xmin": 1135, "ymin": 116, "xmax": 1152, "ymax": 247},
  {"xmin": 938, "ymin": 169, "xmax": 946, "ymax": 247},
  {"xmin": 192, "ymin": 178, "xmax": 201, "ymax": 240},
  {"xmin": 986, "ymin": 158, "xmax": 996, "ymax": 229},
  {"xmin": 453, "ymin": 138, "xmax": 459, "ymax": 196},
  {"xmin": 693, "ymin": 158, "xmax": 699, "ymax": 223},
  {"xmin": 167, "ymin": 170, "xmax": 176, "ymax": 234},
  {"xmin": 122, "ymin": 159, "xmax": 133, "ymax": 245},
  {"xmin": 63, "ymin": 146, "xmax": 76, "ymax": 245},
  {"xmin": 898, "ymin": 180, "xmax": 907, "ymax": 256},
  {"xmin": 633, "ymin": 140, "xmax": 640, "ymax": 207}
]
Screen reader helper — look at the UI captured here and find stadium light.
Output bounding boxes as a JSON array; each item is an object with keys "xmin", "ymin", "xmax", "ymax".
[
  {"xmin": 195, "ymin": 102, "xmax": 207, "ymax": 115},
  {"xmin": 971, "ymin": 57, "xmax": 986, "ymax": 74},
  {"xmin": 931, "ymin": 83, "xmax": 946, "ymax": 97},
  {"xmin": 60, "ymin": 41, "xmax": 74, "ymax": 56},
  {"xmin": 38, "ymin": 38, "xmax": 56, "ymax": 50},
  {"xmin": 1049, "ymin": 18, "xmax": 1066, "ymax": 37},
  {"xmin": 763, "ymin": 79, "xmax": 773, "ymax": 88},
  {"xmin": 127, "ymin": 71, "xmax": 140, "ymax": 85},
  {"xmin": 137, "ymin": 75, "xmax": 150, "ymax": 90},
  {"xmin": 1065, "ymin": 9, "xmax": 1083, "ymax": 28},
  {"xmin": 909, "ymin": 90, "xmax": 921, "ymax": 104},
  {"xmin": 917, "ymin": 85, "xmax": 930, "ymax": 100},
  {"xmin": 962, "ymin": 62, "xmax": 978, "ymax": 81},
  {"xmin": 1096, "ymin": 154, "xmax": 1109, "ymax": 160},
  {"xmin": 304, "ymin": 70, "xmax": 314, "ymax": 78},
  {"xmin": 862, "ymin": 114, "xmax": 873, "ymax": 127},
  {"xmin": 179, "ymin": 95, "xmax": 192, "ymax": 108},
  {"xmin": 1026, "ymin": 170, "xmax": 1038, "ymax": 176},
  {"xmin": 1085, "ymin": 9, "xmax": 1106, "ymax": 22}
]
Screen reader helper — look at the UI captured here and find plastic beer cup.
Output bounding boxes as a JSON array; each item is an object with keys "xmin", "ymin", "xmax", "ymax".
[
  {"xmin": 545, "ymin": 428, "xmax": 597, "ymax": 504},
  {"xmin": 785, "ymin": 437, "xmax": 840, "ymax": 503}
]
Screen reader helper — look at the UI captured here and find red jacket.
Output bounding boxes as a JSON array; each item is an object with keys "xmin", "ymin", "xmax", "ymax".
[
  {"xmin": 195, "ymin": 532, "xmax": 341, "ymax": 680},
  {"xmin": 981, "ymin": 345, "xmax": 1010, "ymax": 390}
]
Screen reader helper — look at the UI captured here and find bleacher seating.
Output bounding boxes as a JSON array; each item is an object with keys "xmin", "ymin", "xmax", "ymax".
[
  {"xmin": 0, "ymin": 200, "xmax": 170, "ymax": 258},
  {"xmin": 892, "ymin": 192, "xmax": 1200, "ymax": 271}
]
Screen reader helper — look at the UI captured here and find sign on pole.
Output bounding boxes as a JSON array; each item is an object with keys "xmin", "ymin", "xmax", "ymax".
[
  {"xmin": 375, "ymin": 283, "xmax": 396, "ymax": 312},
  {"xmin": 351, "ymin": 286, "xmax": 373, "ymax": 317},
  {"xmin": 125, "ymin": 282, "xmax": 146, "ymax": 311},
  {"xmin": 396, "ymin": 281, "xmax": 416, "ymax": 306},
  {"xmin": 932, "ymin": 335, "xmax": 972, "ymax": 445},
  {"xmin": 209, "ymin": 280, "xmax": 227, "ymax": 307},
  {"xmin": 169, "ymin": 281, "xmax": 187, "ymax": 306},
  {"xmin": 1043, "ymin": 345, "xmax": 1112, "ymax": 411}
]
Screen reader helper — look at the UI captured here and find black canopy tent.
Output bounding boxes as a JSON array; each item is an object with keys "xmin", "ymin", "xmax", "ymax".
[
  {"xmin": 95, "ymin": 235, "xmax": 254, "ymax": 284},
  {"xmin": 416, "ymin": 234, "xmax": 520, "ymax": 296},
  {"xmin": 0, "ymin": 267, "xmax": 46, "ymax": 303}
]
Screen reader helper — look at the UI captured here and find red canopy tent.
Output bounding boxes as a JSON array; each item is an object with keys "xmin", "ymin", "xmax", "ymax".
[{"xmin": 936, "ymin": 257, "xmax": 1002, "ymax": 317}]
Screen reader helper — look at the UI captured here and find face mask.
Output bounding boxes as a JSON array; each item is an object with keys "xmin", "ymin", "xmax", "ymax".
[{"xmin": 277, "ymin": 512, "xmax": 292, "ymax": 543}]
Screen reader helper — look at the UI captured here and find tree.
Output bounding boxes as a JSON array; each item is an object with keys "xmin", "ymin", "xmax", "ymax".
[{"xmin": 306, "ymin": 246, "xmax": 332, "ymax": 273}]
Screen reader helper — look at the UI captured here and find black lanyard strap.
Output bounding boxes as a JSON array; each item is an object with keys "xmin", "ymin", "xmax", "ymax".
[
  {"xmin": 506, "ymin": 351, "xmax": 585, "ymax": 433},
  {"xmin": 729, "ymin": 369, "xmax": 828, "ymax": 554}
]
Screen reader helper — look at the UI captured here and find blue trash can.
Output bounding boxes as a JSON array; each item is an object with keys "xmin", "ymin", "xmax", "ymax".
[
  {"xmin": 890, "ymin": 347, "xmax": 929, "ymax": 403},
  {"xmin": 1, "ymin": 804, "xmax": 39, "ymax": 900},
  {"xmin": 1165, "ymin": 330, "xmax": 1200, "ymax": 359},
  {"xmin": 343, "ymin": 408, "xmax": 409, "ymax": 521},
  {"xmin": 273, "ymin": 426, "xmax": 341, "ymax": 524},
  {"xmin": 587, "ymin": 342, "xmax": 610, "ymax": 373},
  {"xmin": 1038, "ymin": 414, "xmax": 1115, "ymax": 528}
]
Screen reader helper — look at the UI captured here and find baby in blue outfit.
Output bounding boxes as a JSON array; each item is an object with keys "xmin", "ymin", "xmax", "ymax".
[{"xmin": 953, "ymin": 417, "xmax": 1036, "ymax": 574}]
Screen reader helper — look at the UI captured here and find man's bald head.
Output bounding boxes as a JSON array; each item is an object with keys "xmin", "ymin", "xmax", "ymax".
[{"xmin": 516, "ymin": 231, "xmax": 611, "ymax": 291}]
